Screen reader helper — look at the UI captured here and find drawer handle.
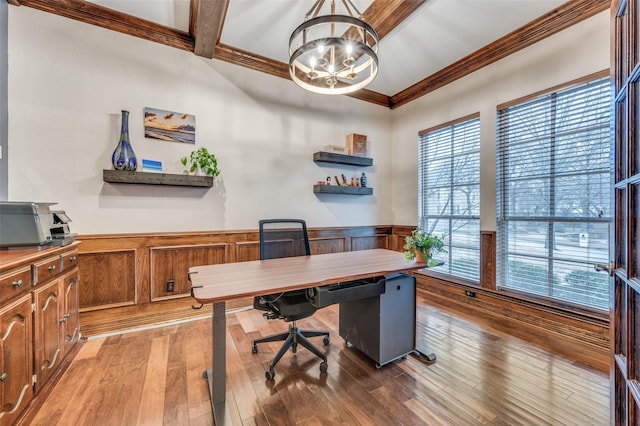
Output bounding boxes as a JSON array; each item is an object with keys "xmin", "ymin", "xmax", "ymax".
[
  {"xmin": 0, "ymin": 373, "xmax": 6, "ymax": 382},
  {"xmin": 12, "ymin": 279, "xmax": 23, "ymax": 288},
  {"xmin": 70, "ymin": 256, "xmax": 77, "ymax": 262},
  {"xmin": 59, "ymin": 317, "xmax": 67, "ymax": 323},
  {"xmin": 48, "ymin": 265, "xmax": 57, "ymax": 271}
]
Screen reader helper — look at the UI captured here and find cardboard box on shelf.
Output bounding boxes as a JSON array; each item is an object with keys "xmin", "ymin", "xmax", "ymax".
[{"xmin": 346, "ymin": 133, "xmax": 367, "ymax": 157}]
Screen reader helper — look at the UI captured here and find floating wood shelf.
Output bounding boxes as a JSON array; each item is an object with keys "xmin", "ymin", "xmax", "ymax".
[
  {"xmin": 313, "ymin": 152, "xmax": 373, "ymax": 167},
  {"xmin": 313, "ymin": 185, "xmax": 373, "ymax": 195},
  {"xmin": 103, "ymin": 170, "xmax": 213, "ymax": 187}
]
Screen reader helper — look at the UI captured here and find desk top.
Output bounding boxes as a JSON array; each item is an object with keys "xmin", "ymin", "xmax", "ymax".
[{"xmin": 189, "ymin": 249, "xmax": 426, "ymax": 304}]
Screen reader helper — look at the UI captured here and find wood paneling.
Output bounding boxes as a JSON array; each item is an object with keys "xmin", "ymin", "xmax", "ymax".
[
  {"xmin": 78, "ymin": 250, "xmax": 136, "ymax": 311},
  {"xmin": 310, "ymin": 237, "xmax": 347, "ymax": 254},
  {"xmin": 150, "ymin": 244, "xmax": 226, "ymax": 301},
  {"xmin": 480, "ymin": 231, "xmax": 496, "ymax": 290},
  {"xmin": 351, "ymin": 234, "xmax": 389, "ymax": 251},
  {"xmin": 391, "ymin": 225, "xmax": 414, "ymax": 252},
  {"xmin": 235, "ymin": 241, "xmax": 260, "ymax": 263},
  {"xmin": 76, "ymin": 226, "xmax": 393, "ymax": 311}
]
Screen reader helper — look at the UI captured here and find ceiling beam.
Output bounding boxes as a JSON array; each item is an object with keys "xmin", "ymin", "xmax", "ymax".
[
  {"xmin": 16, "ymin": 0, "xmax": 194, "ymax": 52},
  {"xmin": 191, "ymin": 0, "xmax": 229, "ymax": 59},
  {"xmin": 390, "ymin": 0, "xmax": 611, "ymax": 109},
  {"xmin": 214, "ymin": 43, "xmax": 290, "ymax": 80},
  {"xmin": 363, "ymin": 0, "xmax": 428, "ymax": 39}
]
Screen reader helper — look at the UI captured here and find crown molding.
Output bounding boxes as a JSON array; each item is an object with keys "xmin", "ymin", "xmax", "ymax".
[{"xmin": 389, "ymin": 0, "xmax": 611, "ymax": 109}]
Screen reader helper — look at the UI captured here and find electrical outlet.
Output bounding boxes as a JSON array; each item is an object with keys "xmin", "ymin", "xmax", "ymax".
[
  {"xmin": 465, "ymin": 290, "xmax": 476, "ymax": 297},
  {"xmin": 166, "ymin": 280, "xmax": 175, "ymax": 292}
]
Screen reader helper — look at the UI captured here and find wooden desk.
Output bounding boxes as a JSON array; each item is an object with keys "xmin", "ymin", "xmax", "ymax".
[{"xmin": 189, "ymin": 249, "xmax": 426, "ymax": 425}]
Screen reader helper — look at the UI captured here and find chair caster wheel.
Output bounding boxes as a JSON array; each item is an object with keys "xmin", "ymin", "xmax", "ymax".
[
  {"xmin": 323, "ymin": 336, "xmax": 330, "ymax": 345},
  {"xmin": 319, "ymin": 362, "xmax": 328, "ymax": 373},
  {"xmin": 375, "ymin": 363, "xmax": 382, "ymax": 369},
  {"xmin": 265, "ymin": 369, "xmax": 275, "ymax": 380},
  {"xmin": 251, "ymin": 343, "xmax": 258, "ymax": 354}
]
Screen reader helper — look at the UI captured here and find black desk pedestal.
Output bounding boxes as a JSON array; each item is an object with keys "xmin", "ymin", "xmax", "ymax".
[{"xmin": 339, "ymin": 273, "xmax": 416, "ymax": 368}]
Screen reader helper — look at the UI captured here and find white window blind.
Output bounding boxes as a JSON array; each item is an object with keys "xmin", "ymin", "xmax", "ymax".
[
  {"xmin": 418, "ymin": 115, "xmax": 480, "ymax": 280},
  {"xmin": 496, "ymin": 77, "xmax": 611, "ymax": 310}
]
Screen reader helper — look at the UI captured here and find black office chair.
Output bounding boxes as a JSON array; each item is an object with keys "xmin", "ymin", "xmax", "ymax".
[{"xmin": 251, "ymin": 219, "xmax": 330, "ymax": 380}]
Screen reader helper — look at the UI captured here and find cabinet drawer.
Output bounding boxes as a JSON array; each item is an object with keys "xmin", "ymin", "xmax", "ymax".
[
  {"xmin": 0, "ymin": 266, "xmax": 32, "ymax": 301},
  {"xmin": 33, "ymin": 256, "xmax": 62, "ymax": 285},
  {"xmin": 61, "ymin": 250, "xmax": 79, "ymax": 272}
]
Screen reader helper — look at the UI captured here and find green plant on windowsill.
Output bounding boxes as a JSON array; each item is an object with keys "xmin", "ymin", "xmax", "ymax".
[
  {"xmin": 403, "ymin": 228, "xmax": 446, "ymax": 266},
  {"xmin": 181, "ymin": 147, "xmax": 221, "ymax": 177}
]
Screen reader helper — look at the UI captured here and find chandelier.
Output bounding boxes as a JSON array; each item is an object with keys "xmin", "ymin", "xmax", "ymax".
[{"xmin": 288, "ymin": 0, "xmax": 379, "ymax": 95}]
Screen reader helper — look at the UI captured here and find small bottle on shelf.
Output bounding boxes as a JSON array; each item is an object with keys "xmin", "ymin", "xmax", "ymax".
[{"xmin": 360, "ymin": 172, "xmax": 367, "ymax": 188}]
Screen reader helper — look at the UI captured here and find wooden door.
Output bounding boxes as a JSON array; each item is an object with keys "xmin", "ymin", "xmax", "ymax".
[
  {"xmin": 33, "ymin": 279, "xmax": 63, "ymax": 391},
  {"xmin": 62, "ymin": 270, "xmax": 80, "ymax": 357},
  {"xmin": 0, "ymin": 294, "xmax": 33, "ymax": 426},
  {"xmin": 612, "ymin": 0, "xmax": 640, "ymax": 423}
]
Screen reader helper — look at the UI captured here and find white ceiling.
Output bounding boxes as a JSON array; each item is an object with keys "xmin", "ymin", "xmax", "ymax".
[{"xmin": 89, "ymin": 0, "xmax": 566, "ymax": 96}]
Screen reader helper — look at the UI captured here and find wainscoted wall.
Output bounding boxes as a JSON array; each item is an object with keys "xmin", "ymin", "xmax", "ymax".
[
  {"xmin": 77, "ymin": 225, "xmax": 609, "ymax": 372},
  {"xmin": 77, "ymin": 225, "xmax": 399, "ymax": 311}
]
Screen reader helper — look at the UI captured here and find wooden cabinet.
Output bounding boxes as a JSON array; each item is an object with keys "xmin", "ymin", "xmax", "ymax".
[
  {"xmin": 0, "ymin": 242, "xmax": 80, "ymax": 423},
  {"xmin": 0, "ymin": 294, "xmax": 33, "ymax": 426}
]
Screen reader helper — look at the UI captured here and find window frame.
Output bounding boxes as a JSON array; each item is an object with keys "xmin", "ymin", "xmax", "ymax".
[
  {"xmin": 495, "ymin": 71, "xmax": 612, "ymax": 312},
  {"xmin": 418, "ymin": 113, "xmax": 481, "ymax": 282}
]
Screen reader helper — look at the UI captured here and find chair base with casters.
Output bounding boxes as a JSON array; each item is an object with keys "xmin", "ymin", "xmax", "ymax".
[
  {"xmin": 252, "ymin": 321, "xmax": 330, "ymax": 380},
  {"xmin": 252, "ymin": 219, "xmax": 329, "ymax": 380}
]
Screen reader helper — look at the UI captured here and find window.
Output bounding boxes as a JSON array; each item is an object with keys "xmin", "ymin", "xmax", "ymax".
[
  {"xmin": 496, "ymin": 77, "xmax": 611, "ymax": 310},
  {"xmin": 418, "ymin": 114, "xmax": 481, "ymax": 281}
]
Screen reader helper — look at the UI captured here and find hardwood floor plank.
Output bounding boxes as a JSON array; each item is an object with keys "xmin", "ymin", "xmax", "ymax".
[
  {"xmin": 404, "ymin": 397, "xmax": 453, "ymax": 426},
  {"xmin": 74, "ymin": 336, "xmax": 106, "ymax": 360},
  {"xmin": 29, "ymin": 296, "xmax": 609, "ymax": 425},
  {"xmin": 136, "ymin": 334, "xmax": 170, "ymax": 424}
]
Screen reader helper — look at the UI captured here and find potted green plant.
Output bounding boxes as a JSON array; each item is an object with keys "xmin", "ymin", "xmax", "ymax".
[
  {"xmin": 181, "ymin": 147, "xmax": 220, "ymax": 177},
  {"xmin": 403, "ymin": 228, "xmax": 445, "ymax": 264}
]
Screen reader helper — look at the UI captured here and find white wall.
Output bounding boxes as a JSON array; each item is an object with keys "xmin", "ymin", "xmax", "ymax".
[
  {"xmin": 390, "ymin": 11, "xmax": 610, "ymax": 230},
  {"xmin": 7, "ymin": 7, "xmax": 391, "ymax": 234},
  {"xmin": 8, "ymin": 7, "xmax": 610, "ymax": 235}
]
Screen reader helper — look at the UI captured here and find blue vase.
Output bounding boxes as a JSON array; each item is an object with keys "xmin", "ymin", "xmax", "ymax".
[{"xmin": 111, "ymin": 110, "xmax": 138, "ymax": 171}]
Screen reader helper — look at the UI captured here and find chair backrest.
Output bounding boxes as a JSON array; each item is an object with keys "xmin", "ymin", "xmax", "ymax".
[{"xmin": 259, "ymin": 219, "xmax": 311, "ymax": 260}]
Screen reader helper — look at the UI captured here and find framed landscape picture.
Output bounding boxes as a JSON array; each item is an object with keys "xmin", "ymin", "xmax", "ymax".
[{"xmin": 144, "ymin": 107, "xmax": 195, "ymax": 144}]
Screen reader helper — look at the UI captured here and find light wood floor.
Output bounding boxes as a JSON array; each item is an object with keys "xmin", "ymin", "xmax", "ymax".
[{"xmin": 31, "ymin": 294, "xmax": 610, "ymax": 425}]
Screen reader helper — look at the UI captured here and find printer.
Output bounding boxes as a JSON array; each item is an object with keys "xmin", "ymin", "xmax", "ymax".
[{"xmin": 0, "ymin": 201, "xmax": 77, "ymax": 248}]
